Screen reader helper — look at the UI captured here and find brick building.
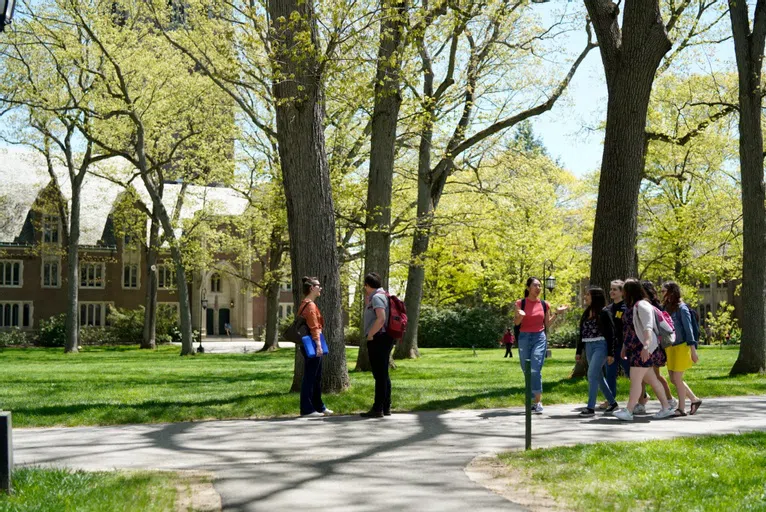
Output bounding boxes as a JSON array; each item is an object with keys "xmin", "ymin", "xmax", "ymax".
[{"xmin": 0, "ymin": 150, "xmax": 293, "ymax": 339}]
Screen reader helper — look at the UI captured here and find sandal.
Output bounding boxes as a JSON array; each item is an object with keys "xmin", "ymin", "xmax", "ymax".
[
  {"xmin": 690, "ymin": 400, "xmax": 702, "ymax": 415},
  {"xmin": 673, "ymin": 409, "xmax": 687, "ymax": 417}
]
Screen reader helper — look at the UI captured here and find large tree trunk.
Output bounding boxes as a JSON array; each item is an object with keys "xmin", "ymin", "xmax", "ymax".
[
  {"xmin": 64, "ymin": 184, "xmax": 81, "ymax": 353},
  {"xmin": 141, "ymin": 213, "xmax": 160, "ymax": 350},
  {"xmin": 268, "ymin": 0, "xmax": 349, "ymax": 393},
  {"xmin": 729, "ymin": 0, "xmax": 766, "ymax": 375},
  {"xmin": 356, "ymin": 0, "xmax": 407, "ymax": 372},
  {"xmin": 585, "ymin": 0, "xmax": 672, "ymax": 291}
]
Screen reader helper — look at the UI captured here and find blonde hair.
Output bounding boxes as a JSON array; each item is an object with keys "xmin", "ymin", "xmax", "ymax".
[{"xmin": 610, "ymin": 279, "xmax": 624, "ymax": 290}]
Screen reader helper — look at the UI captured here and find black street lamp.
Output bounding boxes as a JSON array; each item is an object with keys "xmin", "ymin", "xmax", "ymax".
[
  {"xmin": 0, "ymin": 0, "xmax": 16, "ymax": 32},
  {"xmin": 199, "ymin": 288, "xmax": 207, "ymax": 353},
  {"xmin": 542, "ymin": 260, "xmax": 556, "ymax": 302}
]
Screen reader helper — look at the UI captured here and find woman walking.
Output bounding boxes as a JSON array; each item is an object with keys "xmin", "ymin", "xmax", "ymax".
[
  {"xmin": 600, "ymin": 280, "xmax": 629, "ymax": 409},
  {"xmin": 614, "ymin": 279, "xmax": 675, "ymax": 421},
  {"xmin": 638, "ymin": 280, "xmax": 677, "ymax": 413},
  {"xmin": 502, "ymin": 328, "xmax": 515, "ymax": 358},
  {"xmin": 515, "ymin": 277, "xmax": 568, "ymax": 414},
  {"xmin": 661, "ymin": 281, "xmax": 703, "ymax": 416},
  {"xmin": 576, "ymin": 287, "xmax": 619, "ymax": 416},
  {"xmin": 298, "ymin": 276, "xmax": 332, "ymax": 417}
]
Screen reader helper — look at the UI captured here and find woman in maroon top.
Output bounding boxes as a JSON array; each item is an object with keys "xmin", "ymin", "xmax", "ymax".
[{"xmin": 501, "ymin": 328, "xmax": 515, "ymax": 358}]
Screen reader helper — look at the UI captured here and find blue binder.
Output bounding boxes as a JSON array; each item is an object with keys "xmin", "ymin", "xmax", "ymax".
[{"xmin": 301, "ymin": 333, "xmax": 329, "ymax": 358}]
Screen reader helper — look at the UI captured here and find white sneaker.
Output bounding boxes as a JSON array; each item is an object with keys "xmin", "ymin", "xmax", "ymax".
[
  {"xmin": 633, "ymin": 403, "xmax": 647, "ymax": 415},
  {"xmin": 654, "ymin": 407, "xmax": 675, "ymax": 419},
  {"xmin": 532, "ymin": 402, "xmax": 544, "ymax": 414},
  {"xmin": 668, "ymin": 398, "xmax": 678, "ymax": 410},
  {"xmin": 303, "ymin": 411, "xmax": 324, "ymax": 418},
  {"xmin": 321, "ymin": 408, "xmax": 334, "ymax": 416},
  {"xmin": 614, "ymin": 408, "xmax": 634, "ymax": 421}
]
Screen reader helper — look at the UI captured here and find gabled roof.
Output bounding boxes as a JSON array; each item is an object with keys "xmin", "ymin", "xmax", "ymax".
[{"xmin": 0, "ymin": 148, "xmax": 249, "ymax": 246}]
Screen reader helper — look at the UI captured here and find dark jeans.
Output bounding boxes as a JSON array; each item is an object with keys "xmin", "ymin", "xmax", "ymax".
[
  {"xmin": 300, "ymin": 353, "xmax": 325, "ymax": 415},
  {"xmin": 504, "ymin": 344, "xmax": 513, "ymax": 357},
  {"xmin": 368, "ymin": 332, "xmax": 394, "ymax": 412},
  {"xmin": 604, "ymin": 350, "xmax": 631, "ymax": 399}
]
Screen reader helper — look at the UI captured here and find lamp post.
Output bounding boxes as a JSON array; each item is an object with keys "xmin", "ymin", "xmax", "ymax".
[
  {"xmin": 199, "ymin": 287, "xmax": 207, "ymax": 353},
  {"xmin": 0, "ymin": 0, "xmax": 16, "ymax": 32},
  {"xmin": 542, "ymin": 260, "xmax": 556, "ymax": 302}
]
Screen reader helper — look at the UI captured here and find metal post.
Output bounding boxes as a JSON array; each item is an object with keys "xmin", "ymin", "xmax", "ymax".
[
  {"xmin": 524, "ymin": 359, "xmax": 532, "ymax": 450},
  {"xmin": 1, "ymin": 411, "xmax": 12, "ymax": 494}
]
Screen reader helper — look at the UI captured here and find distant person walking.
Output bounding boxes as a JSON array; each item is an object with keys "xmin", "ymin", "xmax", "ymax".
[
  {"xmin": 575, "ymin": 287, "xmax": 619, "ymax": 416},
  {"xmin": 514, "ymin": 277, "xmax": 568, "ymax": 414},
  {"xmin": 361, "ymin": 272, "xmax": 394, "ymax": 418},
  {"xmin": 661, "ymin": 281, "xmax": 702, "ymax": 416},
  {"xmin": 502, "ymin": 328, "xmax": 515, "ymax": 358},
  {"xmin": 298, "ymin": 277, "xmax": 332, "ymax": 417},
  {"xmin": 614, "ymin": 279, "xmax": 674, "ymax": 421}
]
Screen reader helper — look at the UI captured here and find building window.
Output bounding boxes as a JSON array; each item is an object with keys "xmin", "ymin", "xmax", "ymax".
[
  {"xmin": 122, "ymin": 242, "xmax": 140, "ymax": 289},
  {"xmin": 158, "ymin": 264, "xmax": 175, "ymax": 290},
  {"xmin": 278, "ymin": 302, "xmax": 293, "ymax": 319},
  {"xmin": 43, "ymin": 215, "xmax": 60, "ymax": 244},
  {"xmin": 0, "ymin": 260, "xmax": 22, "ymax": 287},
  {"xmin": 80, "ymin": 262, "xmax": 105, "ymax": 289},
  {"xmin": 210, "ymin": 273, "xmax": 221, "ymax": 293},
  {"xmin": 123, "ymin": 264, "xmax": 139, "ymax": 289},
  {"xmin": 42, "ymin": 257, "xmax": 60, "ymax": 288},
  {"xmin": 280, "ymin": 280, "xmax": 292, "ymax": 292},
  {"xmin": 80, "ymin": 302, "xmax": 112, "ymax": 327},
  {"xmin": 0, "ymin": 301, "xmax": 33, "ymax": 329}
]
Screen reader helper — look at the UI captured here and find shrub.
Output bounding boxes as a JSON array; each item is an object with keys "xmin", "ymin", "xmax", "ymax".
[
  {"xmin": 0, "ymin": 327, "xmax": 31, "ymax": 347},
  {"xmin": 548, "ymin": 324, "xmax": 579, "ymax": 348},
  {"xmin": 38, "ymin": 313, "xmax": 67, "ymax": 347},
  {"xmin": 548, "ymin": 307, "xmax": 584, "ymax": 348},
  {"xmin": 108, "ymin": 307, "xmax": 144, "ymax": 344},
  {"xmin": 706, "ymin": 302, "xmax": 739, "ymax": 345},
  {"xmin": 108, "ymin": 306, "xmax": 182, "ymax": 345},
  {"xmin": 79, "ymin": 327, "xmax": 118, "ymax": 345},
  {"xmin": 344, "ymin": 326, "xmax": 362, "ymax": 346},
  {"xmin": 418, "ymin": 306, "xmax": 508, "ymax": 348}
]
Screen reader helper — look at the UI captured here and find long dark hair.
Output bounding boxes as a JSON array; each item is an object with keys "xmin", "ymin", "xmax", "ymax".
[
  {"xmin": 662, "ymin": 281, "xmax": 682, "ymax": 312},
  {"xmin": 641, "ymin": 280, "xmax": 661, "ymax": 308},
  {"xmin": 581, "ymin": 287, "xmax": 606, "ymax": 321},
  {"xmin": 623, "ymin": 278, "xmax": 647, "ymax": 307},
  {"xmin": 524, "ymin": 277, "xmax": 540, "ymax": 298}
]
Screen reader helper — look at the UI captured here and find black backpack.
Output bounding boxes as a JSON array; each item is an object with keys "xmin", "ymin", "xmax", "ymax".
[{"xmin": 514, "ymin": 299, "xmax": 548, "ymax": 340}]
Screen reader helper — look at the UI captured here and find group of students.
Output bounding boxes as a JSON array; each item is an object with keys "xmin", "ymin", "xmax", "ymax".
[
  {"xmin": 295, "ymin": 272, "xmax": 395, "ymax": 418},
  {"xmin": 514, "ymin": 276, "xmax": 702, "ymax": 420}
]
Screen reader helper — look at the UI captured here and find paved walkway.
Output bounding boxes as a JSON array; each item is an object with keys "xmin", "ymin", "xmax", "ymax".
[{"xmin": 14, "ymin": 396, "xmax": 766, "ymax": 511}]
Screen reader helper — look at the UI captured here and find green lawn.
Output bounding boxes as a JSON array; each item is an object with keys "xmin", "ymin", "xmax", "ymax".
[
  {"xmin": 0, "ymin": 468, "xmax": 177, "ymax": 512},
  {"xmin": 498, "ymin": 431, "xmax": 766, "ymax": 512},
  {"xmin": 0, "ymin": 345, "xmax": 761, "ymax": 428}
]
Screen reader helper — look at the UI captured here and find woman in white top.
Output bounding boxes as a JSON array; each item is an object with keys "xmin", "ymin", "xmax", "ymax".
[{"xmin": 613, "ymin": 279, "xmax": 674, "ymax": 421}]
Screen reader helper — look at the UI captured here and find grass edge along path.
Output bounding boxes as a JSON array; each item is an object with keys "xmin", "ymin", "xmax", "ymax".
[
  {"xmin": 0, "ymin": 467, "xmax": 196, "ymax": 512},
  {"xmin": 1, "ymin": 345, "xmax": 762, "ymax": 428},
  {"xmin": 496, "ymin": 431, "xmax": 766, "ymax": 512}
]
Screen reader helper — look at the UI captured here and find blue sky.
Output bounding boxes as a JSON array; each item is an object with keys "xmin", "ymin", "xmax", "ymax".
[{"xmin": 529, "ymin": 1, "xmax": 735, "ymax": 178}]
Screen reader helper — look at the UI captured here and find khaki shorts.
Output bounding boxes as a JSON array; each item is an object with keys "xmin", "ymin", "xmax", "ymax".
[{"xmin": 666, "ymin": 343, "xmax": 693, "ymax": 372}]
